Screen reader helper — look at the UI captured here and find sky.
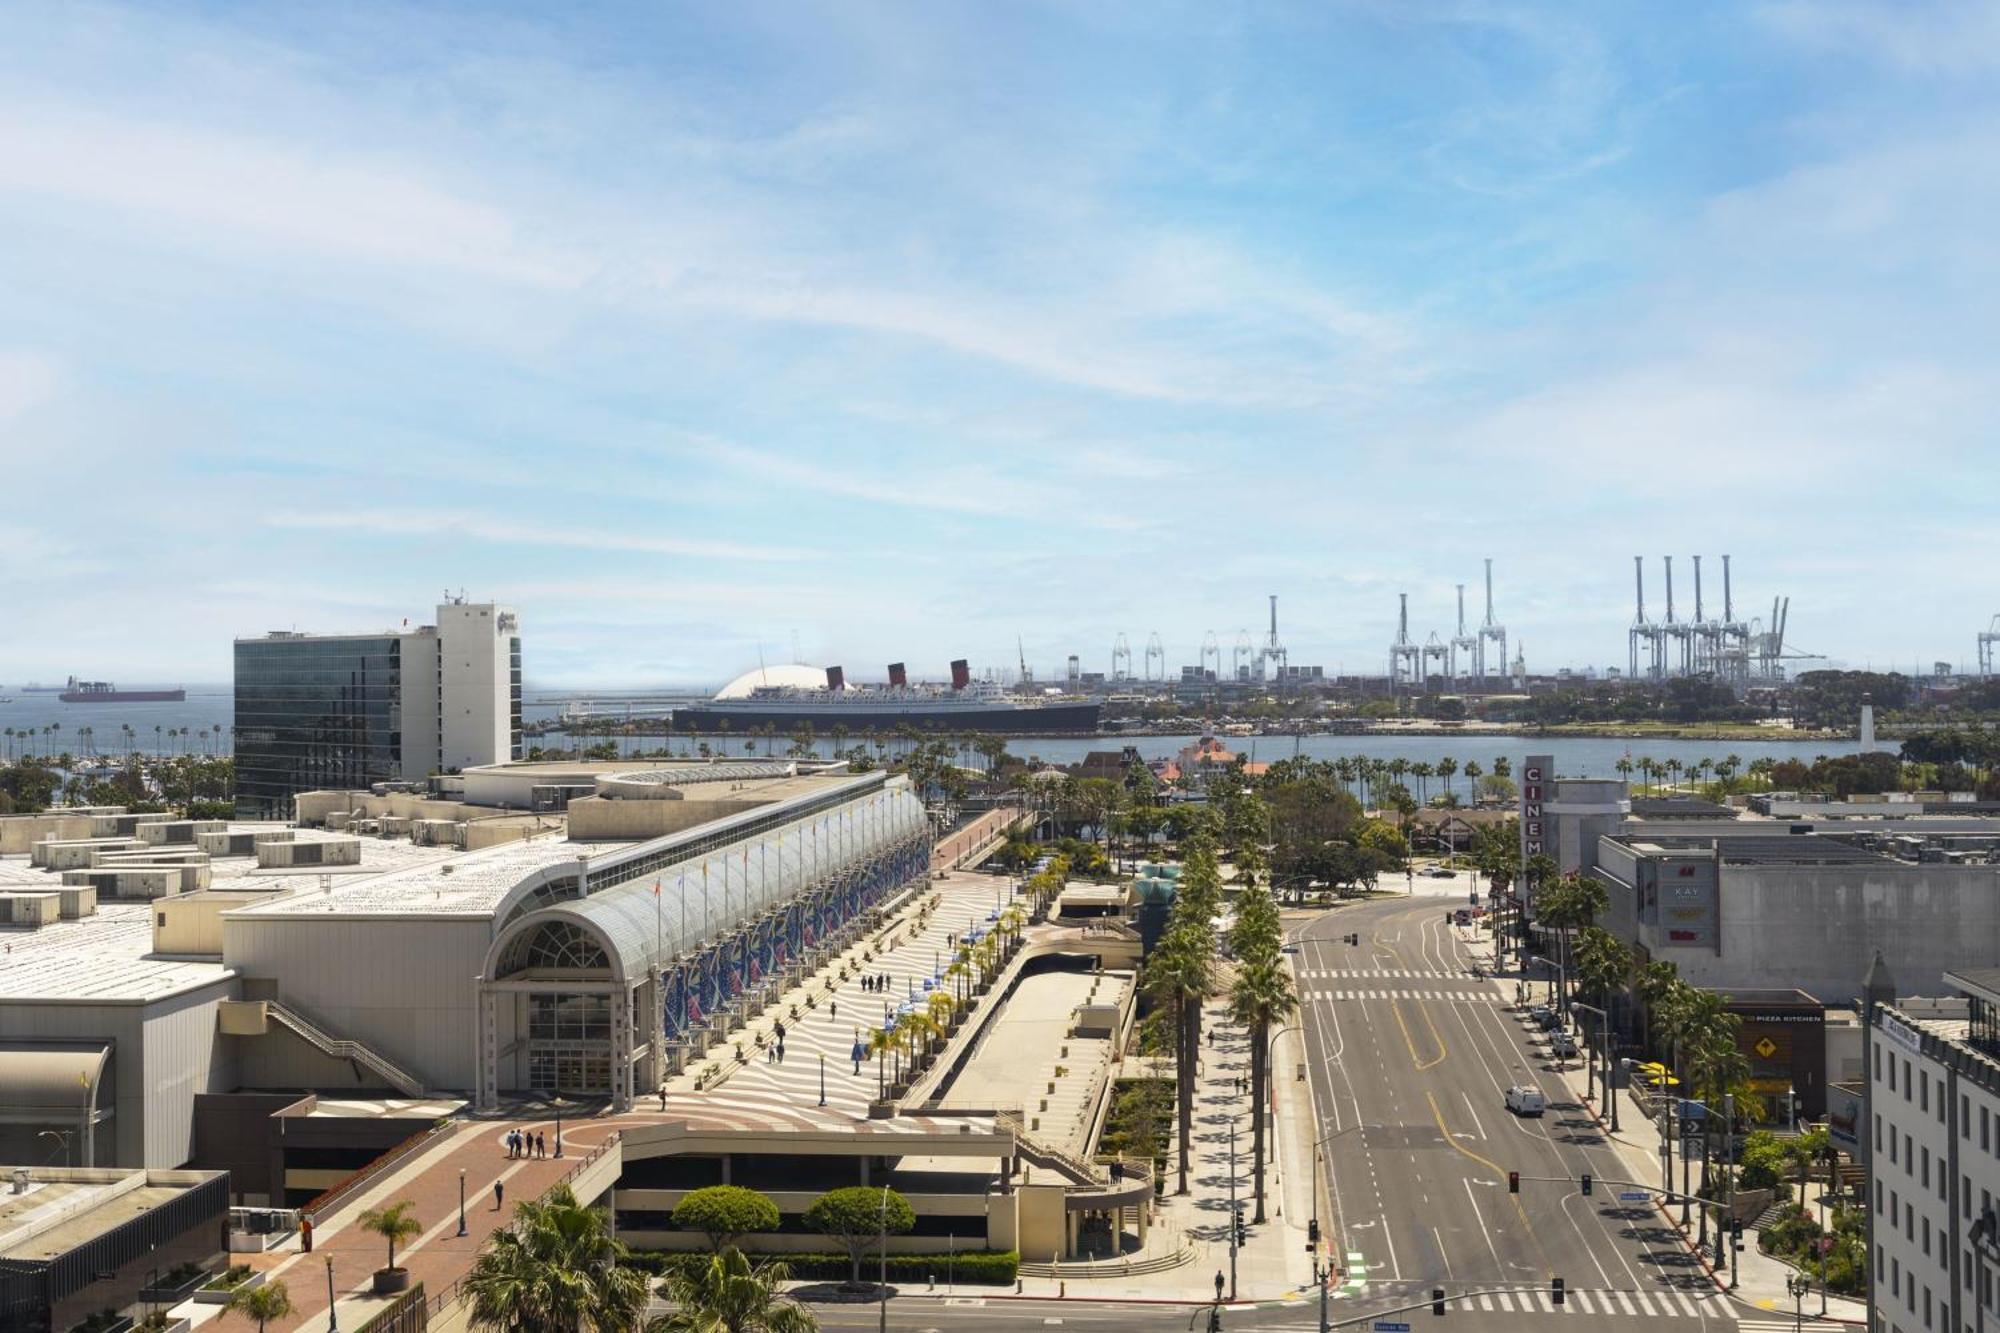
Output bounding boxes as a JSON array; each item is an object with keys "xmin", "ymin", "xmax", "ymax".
[{"xmin": 1, "ymin": 1, "xmax": 1996, "ymax": 688}]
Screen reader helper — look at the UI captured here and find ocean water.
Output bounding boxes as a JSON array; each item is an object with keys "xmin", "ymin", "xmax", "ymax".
[{"xmin": 0, "ymin": 684, "xmax": 1866, "ymax": 776}]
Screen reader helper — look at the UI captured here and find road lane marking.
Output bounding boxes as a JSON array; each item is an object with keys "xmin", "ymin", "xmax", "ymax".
[{"xmin": 1426, "ymin": 1091, "xmax": 1551, "ymax": 1277}]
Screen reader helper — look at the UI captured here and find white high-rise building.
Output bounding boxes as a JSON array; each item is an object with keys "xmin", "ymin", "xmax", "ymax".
[
  {"xmin": 234, "ymin": 598, "xmax": 521, "ymax": 817},
  {"xmin": 1866, "ymin": 962, "xmax": 2000, "ymax": 1333}
]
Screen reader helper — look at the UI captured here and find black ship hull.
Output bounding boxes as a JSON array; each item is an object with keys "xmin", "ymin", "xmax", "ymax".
[{"xmin": 672, "ymin": 701, "xmax": 1101, "ymax": 735}]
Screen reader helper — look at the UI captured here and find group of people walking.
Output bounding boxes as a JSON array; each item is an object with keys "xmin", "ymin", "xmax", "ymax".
[{"xmin": 504, "ymin": 1128, "xmax": 549, "ymax": 1159}]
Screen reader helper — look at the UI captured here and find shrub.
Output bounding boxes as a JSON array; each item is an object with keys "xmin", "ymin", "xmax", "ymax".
[
  {"xmin": 1736, "ymin": 1131, "xmax": 1788, "ymax": 1192},
  {"xmin": 626, "ymin": 1250, "xmax": 1018, "ymax": 1285},
  {"xmin": 670, "ymin": 1185, "xmax": 780, "ymax": 1251}
]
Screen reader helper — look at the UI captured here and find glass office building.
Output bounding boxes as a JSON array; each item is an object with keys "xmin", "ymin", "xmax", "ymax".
[{"xmin": 233, "ymin": 634, "xmax": 408, "ymax": 819}]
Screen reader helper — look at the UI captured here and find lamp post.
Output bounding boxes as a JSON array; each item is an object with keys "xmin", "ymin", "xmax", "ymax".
[
  {"xmin": 1309, "ymin": 1125, "xmax": 1358, "ymax": 1333},
  {"xmin": 458, "ymin": 1169, "xmax": 467, "ymax": 1237},
  {"xmin": 819, "ymin": 1052, "xmax": 827, "ymax": 1107},
  {"xmin": 878, "ymin": 1184, "xmax": 891, "ymax": 1333},
  {"xmin": 1227, "ymin": 1112, "xmax": 1239, "ymax": 1302},
  {"xmin": 326, "ymin": 1255, "xmax": 338, "ymax": 1333},
  {"xmin": 1787, "ymin": 1272, "xmax": 1812, "ymax": 1333},
  {"xmin": 550, "ymin": 1092, "xmax": 571, "ymax": 1158}
]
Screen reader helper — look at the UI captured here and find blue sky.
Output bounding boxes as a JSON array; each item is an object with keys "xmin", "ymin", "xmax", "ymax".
[{"xmin": 1, "ymin": 1, "xmax": 1995, "ymax": 687}]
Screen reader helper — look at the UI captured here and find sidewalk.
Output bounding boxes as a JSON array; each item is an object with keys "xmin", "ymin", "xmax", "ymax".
[
  {"xmin": 1472, "ymin": 932, "xmax": 1868, "ymax": 1326},
  {"xmin": 1010, "ymin": 998, "xmax": 1314, "ymax": 1303}
]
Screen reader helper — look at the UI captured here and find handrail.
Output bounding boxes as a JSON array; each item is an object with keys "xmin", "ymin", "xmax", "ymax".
[
  {"xmin": 300, "ymin": 1122, "xmax": 450, "ymax": 1224},
  {"xmin": 267, "ymin": 1001, "xmax": 427, "ymax": 1096}
]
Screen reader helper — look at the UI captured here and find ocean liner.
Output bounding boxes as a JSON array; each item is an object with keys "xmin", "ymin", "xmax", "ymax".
[{"xmin": 673, "ymin": 661, "xmax": 1099, "ymax": 735}]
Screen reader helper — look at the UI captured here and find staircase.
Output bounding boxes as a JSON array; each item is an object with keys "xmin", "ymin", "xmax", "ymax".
[{"xmin": 266, "ymin": 1001, "xmax": 428, "ymax": 1096}]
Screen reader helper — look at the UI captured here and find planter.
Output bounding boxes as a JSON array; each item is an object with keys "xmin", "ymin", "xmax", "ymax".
[
  {"xmin": 138, "ymin": 1274, "xmax": 208, "ymax": 1306},
  {"xmin": 134, "ymin": 1319, "xmax": 192, "ymax": 1333},
  {"xmin": 193, "ymin": 1272, "xmax": 265, "ymax": 1305},
  {"xmin": 373, "ymin": 1268, "xmax": 411, "ymax": 1296}
]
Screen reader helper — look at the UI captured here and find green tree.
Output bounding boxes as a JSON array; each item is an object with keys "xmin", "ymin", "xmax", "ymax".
[
  {"xmin": 359, "ymin": 1200, "xmax": 422, "ymax": 1274},
  {"xmin": 464, "ymin": 1185, "xmax": 649, "ymax": 1333},
  {"xmin": 671, "ymin": 1185, "xmax": 781, "ymax": 1252},
  {"xmin": 804, "ymin": 1187, "xmax": 914, "ymax": 1287},
  {"xmin": 1229, "ymin": 955, "xmax": 1297, "ymax": 1224},
  {"xmin": 649, "ymin": 1248, "xmax": 817, "ymax": 1333},
  {"xmin": 224, "ymin": 1281, "xmax": 293, "ymax": 1333}
]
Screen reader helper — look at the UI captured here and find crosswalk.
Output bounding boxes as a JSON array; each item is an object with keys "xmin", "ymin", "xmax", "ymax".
[
  {"xmin": 1296, "ymin": 968, "xmax": 1480, "ymax": 980},
  {"xmin": 1302, "ymin": 989, "xmax": 1505, "ymax": 1004},
  {"xmin": 1451, "ymin": 1286, "xmax": 1725, "ymax": 1317}
]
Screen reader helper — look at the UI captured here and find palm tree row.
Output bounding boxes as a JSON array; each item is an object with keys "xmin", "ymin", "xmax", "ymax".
[
  {"xmin": 1142, "ymin": 832, "xmax": 1222, "ymax": 1195},
  {"xmin": 1226, "ymin": 876, "xmax": 1296, "ymax": 1224}
]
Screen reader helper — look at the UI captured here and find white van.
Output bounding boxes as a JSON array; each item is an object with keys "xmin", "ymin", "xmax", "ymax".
[{"xmin": 1505, "ymin": 1084, "xmax": 1547, "ymax": 1117}]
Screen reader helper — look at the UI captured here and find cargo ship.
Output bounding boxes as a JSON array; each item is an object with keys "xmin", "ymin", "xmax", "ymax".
[
  {"xmin": 673, "ymin": 661, "xmax": 1100, "ymax": 735},
  {"xmin": 57, "ymin": 677, "xmax": 186, "ymax": 704}
]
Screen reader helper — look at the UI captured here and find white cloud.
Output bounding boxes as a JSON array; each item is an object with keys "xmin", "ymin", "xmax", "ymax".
[
  {"xmin": 261, "ymin": 510, "xmax": 822, "ymax": 563},
  {"xmin": 0, "ymin": 351, "xmax": 59, "ymax": 426}
]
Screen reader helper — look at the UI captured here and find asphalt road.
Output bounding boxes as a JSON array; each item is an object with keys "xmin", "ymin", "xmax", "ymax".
[{"xmin": 1291, "ymin": 892, "xmax": 1753, "ymax": 1329}]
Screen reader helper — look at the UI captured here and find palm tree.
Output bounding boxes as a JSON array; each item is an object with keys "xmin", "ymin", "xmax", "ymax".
[
  {"xmin": 649, "ymin": 1248, "xmax": 816, "ymax": 1333},
  {"xmin": 1614, "ymin": 756, "xmax": 1634, "ymax": 788},
  {"xmin": 1229, "ymin": 954, "xmax": 1297, "ymax": 1223},
  {"xmin": 1437, "ymin": 756, "xmax": 1457, "ymax": 801},
  {"xmin": 224, "ymin": 1280, "xmax": 293, "ymax": 1333},
  {"xmin": 1461, "ymin": 760, "xmax": 1482, "ymax": 803},
  {"xmin": 1632, "ymin": 959, "xmax": 1679, "ymax": 1057},
  {"xmin": 360, "ymin": 1200, "xmax": 422, "ymax": 1276},
  {"xmin": 465, "ymin": 1184, "xmax": 649, "ymax": 1333}
]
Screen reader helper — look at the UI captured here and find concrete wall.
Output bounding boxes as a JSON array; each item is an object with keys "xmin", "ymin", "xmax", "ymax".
[
  {"xmin": 565, "ymin": 795, "xmax": 771, "ymax": 842},
  {"xmin": 0, "ymin": 977, "xmax": 238, "ymax": 1168},
  {"xmin": 437, "ymin": 601, "xmax": 513, "ymax": 773},
  {"xmin": 1655, "ymin": 863, "xmax": 2000, "ymax": 1005},
  {"xmin": 223, "ymin": 914, "xmax": 493, "ymax": 1091},
  {"xmin": 0, "ymin": 813, "xmax": 96, "ymax": 854}
]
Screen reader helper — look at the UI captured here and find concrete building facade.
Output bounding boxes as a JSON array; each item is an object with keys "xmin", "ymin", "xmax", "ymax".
[{"xmin": 1865, "ymin": 967, "xmax": 2000, "ymax": 1333}]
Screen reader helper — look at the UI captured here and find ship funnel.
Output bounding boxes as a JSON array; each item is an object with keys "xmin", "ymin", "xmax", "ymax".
[
  {"xmin": 825, "ymin": 665, "xmax": 845, "ymax": 692},
  {"xmin": 949, "ymin": 659, "xmax": 971, "ymax": 691},
  {"xmin": 887, "ymin": 662, "xmax": 907, "ymax": 688}
]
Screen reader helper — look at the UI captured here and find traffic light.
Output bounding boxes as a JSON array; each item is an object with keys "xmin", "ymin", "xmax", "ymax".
[
  {"xmin": 1508, "ymin": 1170, "xmax": 1519, "ymax": 1194},
  {"xmin": 1580, "ymin": 1173, "xmax": 1592, "ymax": 1196},
  {"xmin": 1235, "ymin": 1219, "xmax": 1248, "ymax": 1247},
  {"xmin": 1308, "ymin": 1217, "xmax": 1320, "ymax": 1245},
  {"xmin": 1432, "ymin": 1287, "xmax": 1446, "ymax": 1316},
  {"xmin": 1552, "ymin": 1277, "xmax": 1565, "ymax": 1307}
]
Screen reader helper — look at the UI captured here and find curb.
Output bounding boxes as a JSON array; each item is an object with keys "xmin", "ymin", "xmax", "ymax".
[{"xmin": 1550, "ymin": 1028, "xmax": 1868, "ymax": 1328}]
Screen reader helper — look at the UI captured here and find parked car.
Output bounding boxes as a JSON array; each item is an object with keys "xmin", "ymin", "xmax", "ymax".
[
  {"xmin": 1536, "ymin": 1009, "xmax": 1563, "ymax": 1031},
  {"xmin": 1505, "ymin": 1084, "xmax": 1547, "ymax": 1117},
  {"xmin": 1549, "ymin": 1032, "xmax": 1578, "ymax": 1058}
]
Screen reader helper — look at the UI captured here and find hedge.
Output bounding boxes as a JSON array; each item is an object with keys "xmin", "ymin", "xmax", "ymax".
[{"xmin": 627, "ymin": 1250, "xmax": 1018, "ymax": 1284}]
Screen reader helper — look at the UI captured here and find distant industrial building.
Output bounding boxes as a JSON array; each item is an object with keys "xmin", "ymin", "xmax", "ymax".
[
  {"xmin": 232, "ymin": 597, "xmax": 522, "ymax": 818},
  {"xmin": 1594, "ymin": 829, "xmax": 2000, "ymax": 1007}
]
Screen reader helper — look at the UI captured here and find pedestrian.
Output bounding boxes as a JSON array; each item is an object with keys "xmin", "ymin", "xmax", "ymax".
[
  {"xmin": 505, "ymin": 1129, "xmax": 518, "ymax": 1158},
  {"xmin": 776, "ymin": 1021, "xmax": 786, "ymax": 1043},
  {"xmin": 494, "ymin": 1180, "xmax": 505, "ymax": 1210},
  {"xmin": 536, "ymin": 1132, "xmax": 546, "ymax": 1158},
  {"xmin": 777, "ymin": 1042, "xmax": 786, "ymax": 1064},
  {"xmin": 831, "ymin": 1000, "xmax": 838, "ymax": 1020},
  {"xmin": 659, "ymin": 1087, "xmax": 668, "ymax": 1112}
]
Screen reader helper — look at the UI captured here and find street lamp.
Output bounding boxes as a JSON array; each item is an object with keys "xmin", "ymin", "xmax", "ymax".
[
  {"xmin": 458, "ymin": 1168, "xmax": 467, "ymax": 1237},
  {"xmin": 1786, "ymin": 1272, "xmax": 1812, "ymax": 1333},
  {"xmin": 878, "ymin": 1184, "xmax": 892, "ymax": 1333},
  {"xmin": 326, "ymin": 1255, "xmax": 339, "ymax": 1333},
  {"xmin": 550, "ymin": 1092, "xmax": 571, "ymax": 1158},
  {"xmin": 819, "ymin": 1052, "xmax": 827, "ymax": 1107}
]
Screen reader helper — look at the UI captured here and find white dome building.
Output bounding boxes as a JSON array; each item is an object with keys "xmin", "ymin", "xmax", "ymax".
[{"xmin": 712, "ymin": 664, "xmax": 828, "ymax": 699}]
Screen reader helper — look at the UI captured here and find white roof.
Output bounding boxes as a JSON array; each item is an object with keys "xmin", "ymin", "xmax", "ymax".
[{"xmin": 0, "ymin": 903, "xmax": 232, "ymax": 1004}]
